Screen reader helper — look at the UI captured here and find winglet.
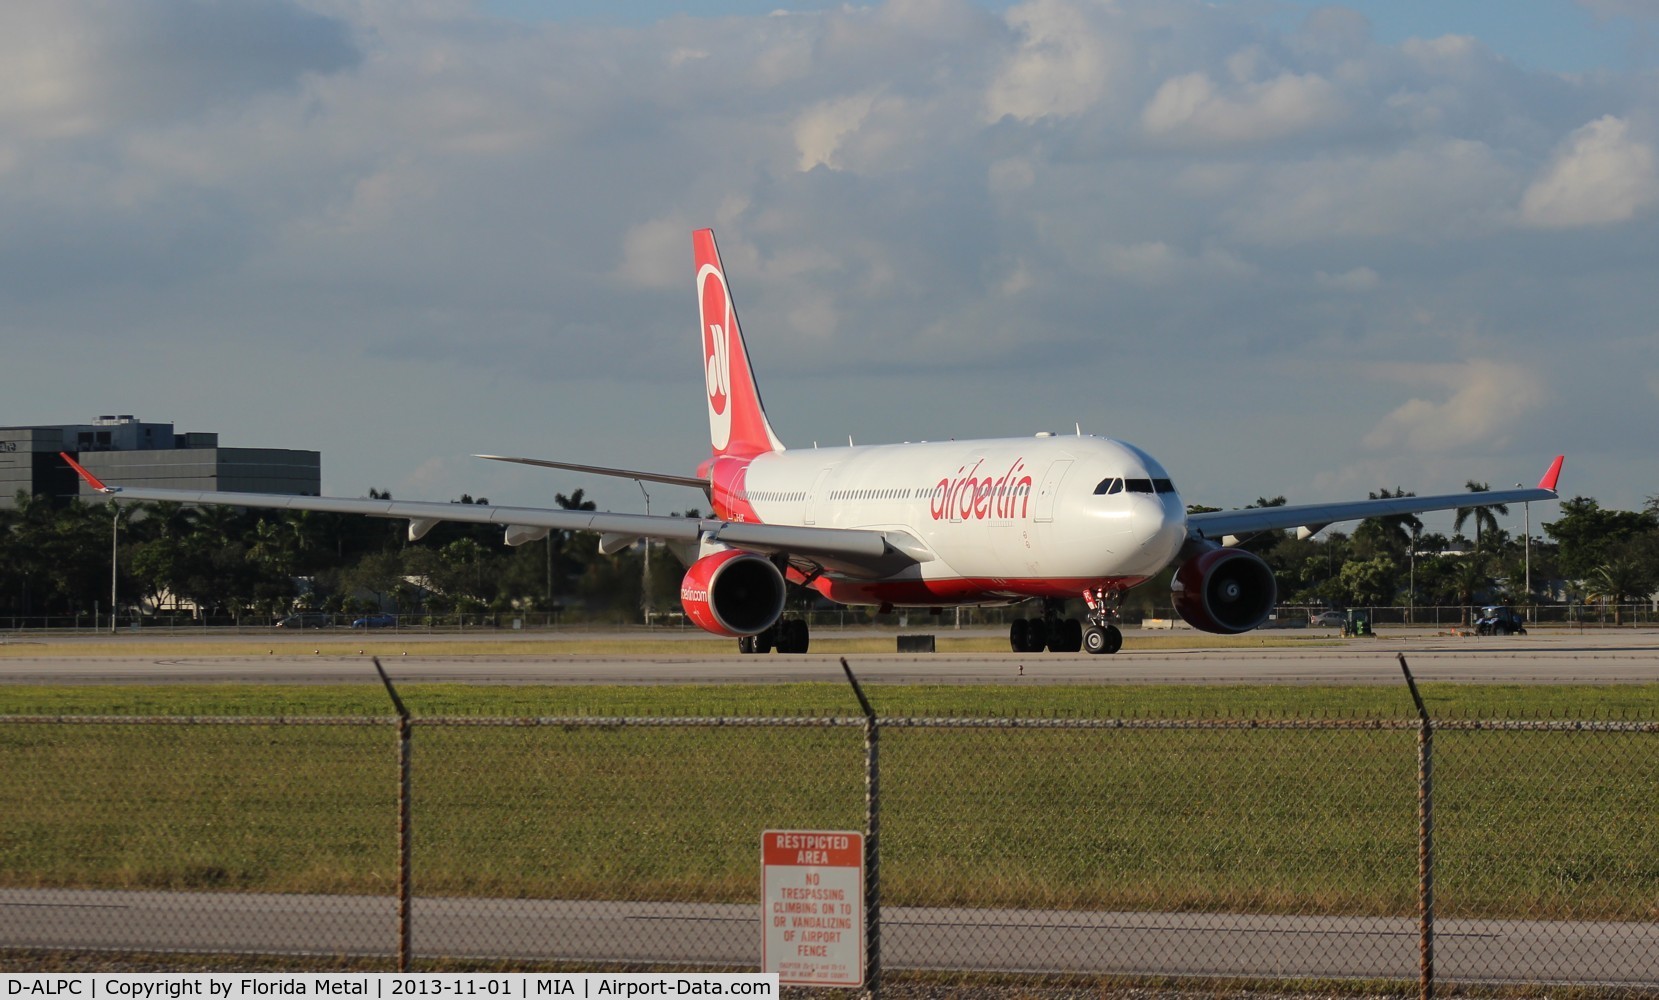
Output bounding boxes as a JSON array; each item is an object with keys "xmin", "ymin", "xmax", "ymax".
[
  {"xmin": 59, "ymin": 452, "xmax": 117, "ymax": 493},
  {"xmin": 1538, "ymin": 455, "xmax": 1565, "ymax": 493}
]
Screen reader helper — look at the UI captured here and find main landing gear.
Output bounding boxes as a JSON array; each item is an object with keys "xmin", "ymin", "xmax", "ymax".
[
  {"xmin": 738, "ymin": 618, "xmax": 810, "ymax": 654},
  {"xmin": 1010, "ymin": 607, "xmax": 1082, "ymax": 653},
  {"xmin": 1009, "ymin": 590, "xmax": 1124, "ymax": 655}
]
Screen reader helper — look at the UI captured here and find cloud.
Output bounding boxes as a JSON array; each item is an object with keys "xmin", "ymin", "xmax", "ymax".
[
  {"xmin": 984, "ymin": 0, "xmax": 1124, "ymax": 121},
  {"xmin": 1362, "ymin": 361, "xmax": 1548, "ymax": 452},
  {"xmin": 5, "ymin": 0, "xmax": 1659, "ymax": 514},
  {"xmin": 1142, "ymin": 70, "xmax": 1344, "ymax": 146},
  {"xmin": 1314, "ymin": 267, "xmax": 1381, "ymax": 293},
  {"xmin": 1224, "ymin": 139, "xmax": 1516, "ymax": 245},
  {"xmin": 1097, "ymin": 241, "xmax": 1256, "ymax": 286},
  {"xmin": 0, "ymin": 0, "xmax": 358, "ymax": 137},
  {"xmin": 617, "ymin": 216, "xmax": 696, "ymax": 291},
  {"xmin": 1519, "ymin": 115, "xmax": 1659, "ymax": 228}
]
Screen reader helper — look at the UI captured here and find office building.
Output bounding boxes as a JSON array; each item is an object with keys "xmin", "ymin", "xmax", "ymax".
[{"xmin": 0, "ymin": 415, "xmax": 320, "ymax": 509}]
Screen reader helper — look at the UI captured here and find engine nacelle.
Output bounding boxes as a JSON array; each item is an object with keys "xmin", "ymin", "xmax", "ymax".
[
  {"xmin": 1170, "ymin": 546, "xmax": 1277, "ymax": 635},
  {"xmin": 679, "ymin": 549, "xmax": 787, "ymax": 638}
]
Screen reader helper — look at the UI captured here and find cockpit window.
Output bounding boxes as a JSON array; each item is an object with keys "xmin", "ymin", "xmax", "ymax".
[{"xmin": 1097, "ymin": 476, "xmax": 1176, "ymax": 496}]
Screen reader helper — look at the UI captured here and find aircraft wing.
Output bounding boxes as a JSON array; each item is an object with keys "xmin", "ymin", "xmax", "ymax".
[
  {"xmin": 1188, "ymin": 456, "xmax": 1565, "ymax": 542},
  {"xmin": 60, "ymin": 453, "xmax": 926, "ymax": 579}
]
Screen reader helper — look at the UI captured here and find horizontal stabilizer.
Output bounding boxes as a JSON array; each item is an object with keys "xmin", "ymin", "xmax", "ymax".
[{"xmin": 475, "ymin": 454, "xmax": 709, "ymax": 494}]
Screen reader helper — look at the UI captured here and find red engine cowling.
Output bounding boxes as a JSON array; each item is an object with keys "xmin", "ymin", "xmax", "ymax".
[
  {"xmin": 1170, "ymin": 547, "xmax": 1277, "ymax": 635},
  {"xmin": 679, "ymin": 549, "xmax": 787, "ymax": 637}
]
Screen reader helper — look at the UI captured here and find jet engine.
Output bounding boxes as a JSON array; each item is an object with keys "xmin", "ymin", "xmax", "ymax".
[
  {"xmin": 679, "ymin": 548, "xmax": 787, "ymax": 637},
  {"xmin": 1170, "ymin": 546, "xmax": 1277, "ymax": 635}
]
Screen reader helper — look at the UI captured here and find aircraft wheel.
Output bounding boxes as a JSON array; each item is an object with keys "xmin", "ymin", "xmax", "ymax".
[
  {"xmin": 1061, "ymin": 618, "xmax": 1083, "ymax": 653},
  {"xmin": 1085, "ymin": 625, "xmax": 1123, "ymax": 655},
  {"xmin": 1026, "ymin": 618, "xmax": 1050, "ymax": 653},
  {"xmin": 781, "ymin": 619, "xmax": 809, "ymax": 654},
  {"xmin": 1009, "ymin": 618, "xmax": 1030, "ymax": 653},
  {"xmin": 754, "ymin": 628, "xmax": 775, "ymax": 654},
  {"xmin": 739, "ymin": 636, "xmax": 756, "ymax": 654}
]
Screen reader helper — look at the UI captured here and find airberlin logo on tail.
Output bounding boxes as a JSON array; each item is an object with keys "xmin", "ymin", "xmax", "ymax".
[
  {"xmin": 930, "ymin": 458, "xmax": 1034, "ymax": 521},
  {"xmin": 699, "ymin": 263, "xmax": 733, "ymax": 451}
]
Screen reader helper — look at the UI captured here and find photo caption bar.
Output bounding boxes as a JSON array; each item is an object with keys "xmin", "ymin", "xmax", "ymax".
[{"xmin": 1, "ymin": 974, "xmax": 777, "ymax": 1000}]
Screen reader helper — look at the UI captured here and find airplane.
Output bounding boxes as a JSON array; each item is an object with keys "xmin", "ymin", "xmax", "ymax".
[{"xmin": 61, "ymin": 228, "xmax": 1565, "ymax": 655}]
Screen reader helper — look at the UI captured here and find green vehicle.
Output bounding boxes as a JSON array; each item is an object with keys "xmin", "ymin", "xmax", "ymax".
[{"xmin": 1342, "ymin": 610, "xmax": 1372, "ymax": 637}]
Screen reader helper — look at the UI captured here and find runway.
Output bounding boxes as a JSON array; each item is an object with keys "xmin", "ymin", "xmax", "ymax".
[
  {"xmin": 1, "ymin": 628, "xmax": 1656, "ymax": 685},
  {"xmin": 5, "ymin": 887, "xmax": 1656, "ymax": 985}
]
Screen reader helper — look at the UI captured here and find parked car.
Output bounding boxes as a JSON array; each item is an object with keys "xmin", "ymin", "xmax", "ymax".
[
  {"xmin": 1475, "ymin": 606, "xmax": 1527, "ymax": 636},
  {"xmin": 276, "ymin": 612, "xmax": 331, "ymax": 629},
  {"xmin": 351, "ymin": 613, "xmax": 398, "ymax": 629},
  {"xmin": 1309, "ymin": 610, "xmax": 1345, "ymax": 627}
]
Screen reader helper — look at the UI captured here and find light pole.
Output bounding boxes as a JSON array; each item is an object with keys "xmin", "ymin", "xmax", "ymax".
[
  {"xmin": 1516, "ymin": 483, "xmax": 1531, "ymax": 621},
  {"xmin": 1409, "ymin": 523, "xmax": 1418, "ymax": 626},
  {"xmin": 109, "ymin": 502, "xmax": 119, "ymax": 635},
  {"xmin": 636, "ymin": 480, "xmax": 652, "ymax": 623}
]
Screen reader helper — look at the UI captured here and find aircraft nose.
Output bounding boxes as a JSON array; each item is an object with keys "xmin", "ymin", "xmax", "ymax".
[{"xmin": 1130, "ymin": 494, "xmax": 1186, "ymax": 565}]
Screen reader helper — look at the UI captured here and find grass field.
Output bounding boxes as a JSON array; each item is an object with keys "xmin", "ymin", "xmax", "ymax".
[
  {"xmin": 1, "ymin": 679, "xmax": 1657, "ymax": 717},
  {"xmin": 0, "ymin": 630, "xmax": 1352, "ymax": 659},
  {"xmin": 1, "ymin": 681, "xmax": 1655, "ymax": 923}
]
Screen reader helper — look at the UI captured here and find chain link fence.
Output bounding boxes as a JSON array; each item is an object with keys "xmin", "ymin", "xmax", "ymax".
[
  {"xmin": 7, "ymin": 601, "xmax": 1659, "ymax": 634},
  {"xmin": 2, "ymin": 664, "xmax": 1655, "ymax": 996}
]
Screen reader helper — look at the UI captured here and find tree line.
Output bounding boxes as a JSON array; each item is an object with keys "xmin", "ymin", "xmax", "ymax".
[
  {"xmin": 1166, "ymin": 484, "xmax": 1659, "ymax": 624},
  {"xmin": 0, "ymin": 488, "xmax": 697, "ymax": 622},
  {"xmin": 2, "ymin": 483, "xmax": 1655, "ymax": 623}
]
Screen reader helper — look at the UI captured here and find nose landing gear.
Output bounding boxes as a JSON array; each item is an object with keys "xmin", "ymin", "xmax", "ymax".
[
  {"xmin": 1082, "ymin": 622, "xmax": 1123, "ymax": 655},
  {"xmin": 1082, "ymin": 587, "xmax": 1124, "ymax": 655}
]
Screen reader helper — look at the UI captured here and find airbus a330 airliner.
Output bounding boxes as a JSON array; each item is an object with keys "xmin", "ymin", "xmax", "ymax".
[{"xmin": 63, "ymin": 229, "xmax": 1564, "ymax": 654}]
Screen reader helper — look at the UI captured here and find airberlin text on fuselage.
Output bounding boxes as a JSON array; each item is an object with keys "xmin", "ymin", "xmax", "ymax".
[{"xmin": 929, "ymin": 458, "xmax": 1034, "ymax": 521}]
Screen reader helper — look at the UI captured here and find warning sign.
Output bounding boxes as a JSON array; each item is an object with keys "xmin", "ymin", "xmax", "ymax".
[{"xmin": 761, "ymin": 830, "xmax": 864, "ymax": 987}]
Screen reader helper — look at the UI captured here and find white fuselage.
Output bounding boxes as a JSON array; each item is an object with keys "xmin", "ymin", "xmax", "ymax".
[{"xmin": 720, "ymin": 434, "xmax": 1188, "ymax": 605}]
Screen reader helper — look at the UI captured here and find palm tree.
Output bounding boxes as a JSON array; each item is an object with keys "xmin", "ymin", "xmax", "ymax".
[
  {"xmin": 1356, "ymin": 487, "xmax": 1422, "ymax": 558},
  {"xmin": 246, "ymin": 518, "xmax": 293, "ymax": 575},
  {"xmin": 1454, "ymin": 482, "xmax": 1509, "ymax": 555},
  {"xmin": 547, "ymin": 490, "xmax": 599, "ymax": 610},
  {"xmin": 1452, "ymin": 555, "xmax": 1490, "ymax": 626},
  {"xmin": 283, "ymin": 510, "xmax": 328, "ymax": 574},
  {"xmin": 1585, "ymin": 557, "xmax": 1654, "ymax": 627}
]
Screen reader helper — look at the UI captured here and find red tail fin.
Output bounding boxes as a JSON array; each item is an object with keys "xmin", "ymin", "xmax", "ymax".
[{"xmin": 695, "ymin": 229, "xmax": 785, "ymax": 460}]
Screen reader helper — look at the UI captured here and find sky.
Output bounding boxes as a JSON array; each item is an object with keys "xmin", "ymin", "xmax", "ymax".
[{"xmin": 3, "ymin": 0, "xmax": 1656, "ymax": 540}]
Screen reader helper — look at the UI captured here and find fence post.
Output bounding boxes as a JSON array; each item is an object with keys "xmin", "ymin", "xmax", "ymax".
[
  {"xmin": 374, "ymin": 657, "xmax": 413, "ymax": 973},
  {"xmin": 1398, "ymin": 654, "xmax": 1434, "ymax": 1000},
  {"xmin": 840, "ymin": 658, "xmax": 880, "ymax": 998}
]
